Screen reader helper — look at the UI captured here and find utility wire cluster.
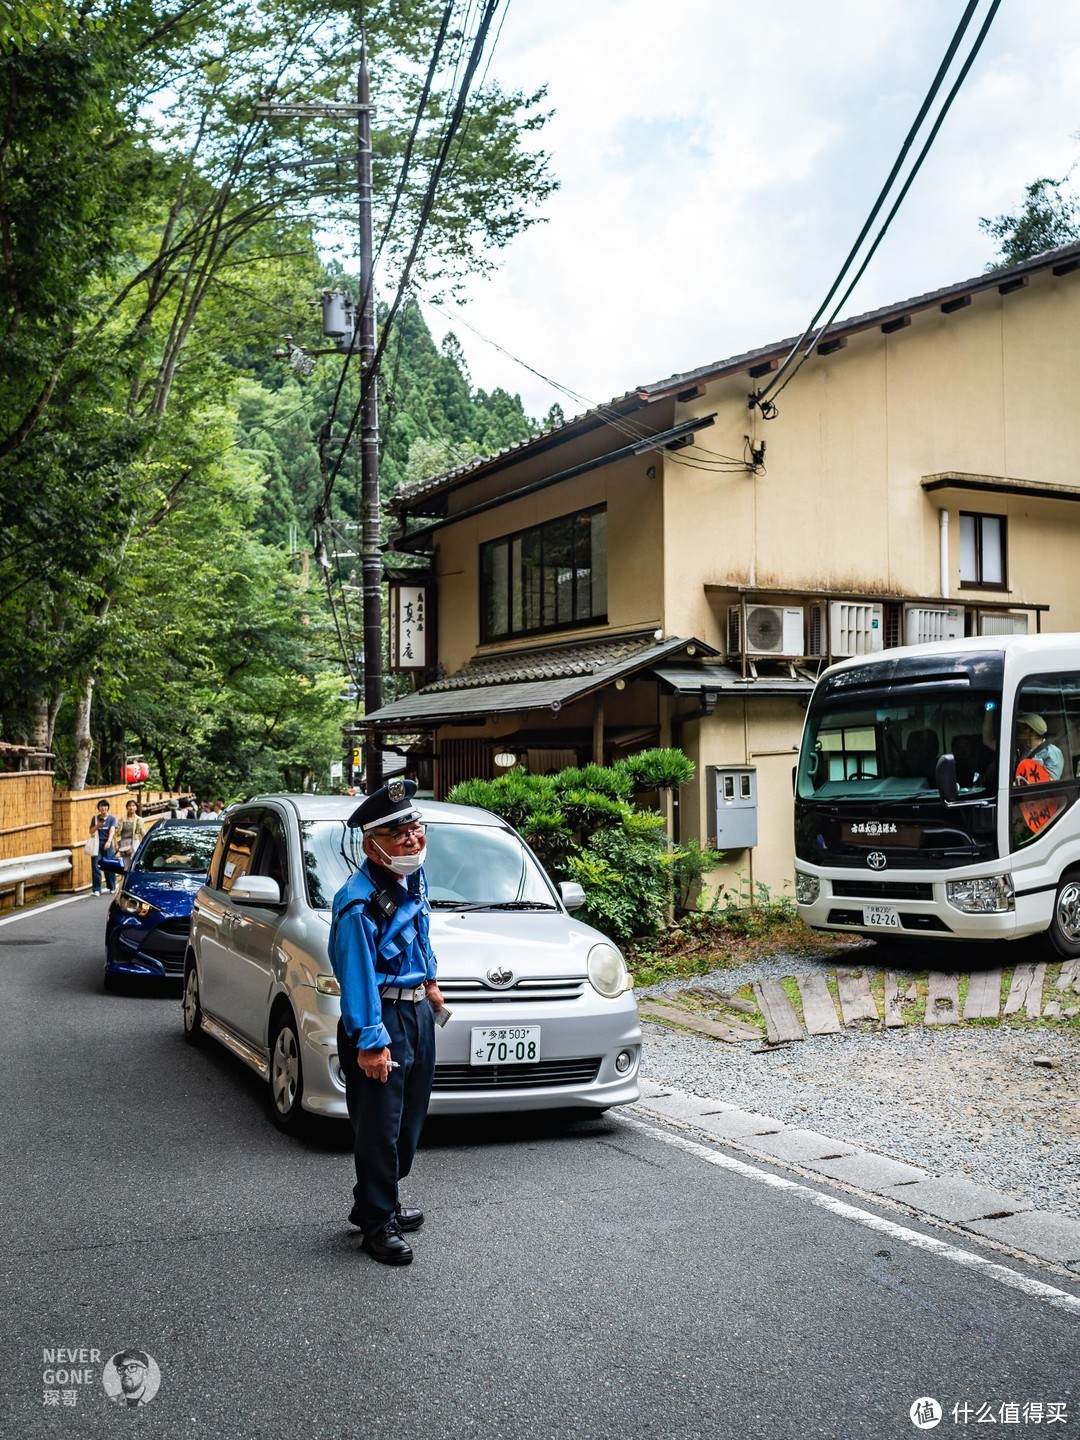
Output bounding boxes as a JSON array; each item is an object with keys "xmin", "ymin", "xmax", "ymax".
[{"xmin": 749, "ymin": 0, "xmax": 1001, "ymax": 420}]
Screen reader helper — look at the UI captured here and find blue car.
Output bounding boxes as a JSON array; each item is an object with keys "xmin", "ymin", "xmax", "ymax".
[{"xmin": 102, "ymin": 821, "xmax": 221, "ymax": 988}]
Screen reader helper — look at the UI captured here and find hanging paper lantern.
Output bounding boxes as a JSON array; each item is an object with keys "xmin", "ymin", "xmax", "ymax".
[
  {"xmin": 137, "ymin": 761, "xmax": 150, "ymax": 782},
  {"xmin": 124, "ymin": 762, "xmax": 140, "ymax": 785}
]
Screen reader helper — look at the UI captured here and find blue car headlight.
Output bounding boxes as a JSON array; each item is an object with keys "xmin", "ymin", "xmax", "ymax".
[{"xmin": 116, "ymin": 891, "xmax": 160, "ymax": 920}]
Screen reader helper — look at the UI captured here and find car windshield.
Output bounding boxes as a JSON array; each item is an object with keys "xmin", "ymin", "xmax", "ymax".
[
  {"xmin": 299, "ymin": 818, "xmax": 556, "ymax": 910},
  {"xmin": 134, "ymin": 826, "xmax": 220, "ymax": 874},
  {"xmin": 796, "ymin": 689, "xmax": 1001, "ymax": 801}
]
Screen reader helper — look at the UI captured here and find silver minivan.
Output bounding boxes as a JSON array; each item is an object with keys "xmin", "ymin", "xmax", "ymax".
[{"xmin": 183, "ymin": 795, "xmax": 642, "ymax": 1130}]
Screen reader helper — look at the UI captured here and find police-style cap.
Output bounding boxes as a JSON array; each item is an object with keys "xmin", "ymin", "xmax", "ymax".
[{"xmin": 347, "ymin": 778, "xmax": 422, "ymax": 831}]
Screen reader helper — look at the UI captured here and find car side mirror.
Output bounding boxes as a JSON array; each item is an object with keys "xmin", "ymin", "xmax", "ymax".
[
  {"xmin": 936, "ymin": 753, "xmax": 959, "ymax": 804},
  {"xmin": 559, "ymin": 880, "xmax": 586, "ymax": 911},
  {"xmin": 100, "ymin": 856, "xmax": 126, "ymax": 875},
  {"xmin": 229, "ymin": 875, "xmax": 282, "ymax": 906}
]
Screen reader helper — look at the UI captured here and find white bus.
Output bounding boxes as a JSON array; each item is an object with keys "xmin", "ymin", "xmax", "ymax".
[{"xmin": 793, "ymin": 634, "xmax": 1080, "ymax": 954}]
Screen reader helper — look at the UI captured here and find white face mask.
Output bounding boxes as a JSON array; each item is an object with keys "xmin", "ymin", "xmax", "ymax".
[{"xmin": 373, "ymin": 841, "xmax": 426, "ymax": 877}]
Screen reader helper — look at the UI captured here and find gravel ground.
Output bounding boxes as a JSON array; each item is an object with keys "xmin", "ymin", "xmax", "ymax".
[{"xmin": 637, "ymin": 955, "xmax": 1080, "ymax": 1219}]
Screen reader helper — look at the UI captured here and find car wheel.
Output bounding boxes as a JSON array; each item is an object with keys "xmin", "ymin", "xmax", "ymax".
[
  {"xmin": 269, "ymin": 1010, "xmax": 306, "ymax": 1133},
  {"xmin": 1048, "ymin": 874, "xmax": 1080, "ymax": 958},
  {"xmin": 183, "ymin": 960, "xmax": 205, "ymax": 1045}
]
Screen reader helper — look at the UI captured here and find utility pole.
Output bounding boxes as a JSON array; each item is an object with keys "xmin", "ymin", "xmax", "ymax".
[
  {"xmin": 258, "ymin": 40, "xmax": 385, "ymax": 794},
  {"xmin": 357, "ymin": 42, "xmax": 384, "ymax": 792}
]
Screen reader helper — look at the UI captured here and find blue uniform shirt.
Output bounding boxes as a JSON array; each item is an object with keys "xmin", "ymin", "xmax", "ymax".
[{"xmin": 328, "ymin": 861, "xmax": 436, "ymax": 1050}]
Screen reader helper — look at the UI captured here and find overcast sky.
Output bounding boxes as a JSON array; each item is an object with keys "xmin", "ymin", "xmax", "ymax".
[{"xmin": 413, "ymin": 0, "xmax": 1080, "ymax": 421}]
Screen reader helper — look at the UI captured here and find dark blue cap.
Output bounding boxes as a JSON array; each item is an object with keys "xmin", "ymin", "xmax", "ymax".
[{"xmin": 347, "ymin": 777, "xmax": 422, "ymax": 831}]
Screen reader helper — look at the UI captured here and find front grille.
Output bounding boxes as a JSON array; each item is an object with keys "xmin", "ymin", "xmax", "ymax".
[
  {"xmin": 432, "ymin": 1057, "xmax": 601, "ymax": 1091},
  {"xmin": 831, "ymin": 880, "xmax": 934, "ymax": 900},
  {"xmin": 140, "ymin": 918, "xmax": 190, "ymax": 969},
  {"xmin": 437, "ymin": 977, "xmax": 586, "ymax": 1004}
]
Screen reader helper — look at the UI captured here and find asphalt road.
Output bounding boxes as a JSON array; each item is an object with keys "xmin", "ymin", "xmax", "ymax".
[{"xmin": 2, "ymin": 894, "xmax": 1078, "ymax": 1440}]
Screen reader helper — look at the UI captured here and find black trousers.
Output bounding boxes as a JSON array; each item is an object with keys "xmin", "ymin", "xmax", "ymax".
[{"xmin": 338, "ymin": 998, "xmax": 436, "ymax": 1235}]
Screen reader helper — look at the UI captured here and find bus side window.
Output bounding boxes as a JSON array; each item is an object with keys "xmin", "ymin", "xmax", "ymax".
[{"xmin": 1061, "ymin": 673, "xmax": 1080, "ymax": 780}]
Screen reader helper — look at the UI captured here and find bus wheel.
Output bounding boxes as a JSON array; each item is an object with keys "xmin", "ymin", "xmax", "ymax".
[{"xmin": 1048, "ymin": 875, "xmax": 1080, "ymax": 959}]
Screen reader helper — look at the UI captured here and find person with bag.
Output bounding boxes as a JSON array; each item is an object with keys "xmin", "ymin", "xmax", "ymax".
[
  {"xmin": 116, "ymin": 799, "xmax": 146, "ymax": 870},
  {"xmin": 87, "ymin": 799, "xmax": 118, "ymax": 896}
]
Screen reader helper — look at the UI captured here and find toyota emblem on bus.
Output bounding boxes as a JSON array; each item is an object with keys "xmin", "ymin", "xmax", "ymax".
[{"xmin": 867, "ymin": 851, "xmax": 887, "ymax": 870}]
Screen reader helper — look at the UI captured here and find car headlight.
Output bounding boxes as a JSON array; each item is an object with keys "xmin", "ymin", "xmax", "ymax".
[
  {"xmin": 587, "ymin": 942, "xmax": 631, "ymax": 998},
  {"xmin": 795, "ymin": 871, "xmax": 820, "ymax": 905},
  {"xmin": 945, "ymin": 875, "xmax": 1015, "ymax": 914},
  {"xmin": 116, "ymin": 892, "xmax": 159, "ymax": 920}
]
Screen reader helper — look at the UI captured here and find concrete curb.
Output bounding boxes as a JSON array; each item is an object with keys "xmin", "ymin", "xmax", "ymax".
[{"xmin": 631, "ymin": 1080, "xmax": 1080, "ymax": 1274}]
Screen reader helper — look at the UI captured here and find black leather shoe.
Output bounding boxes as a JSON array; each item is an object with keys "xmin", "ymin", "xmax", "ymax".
[
  {"xmin": 396, "ymin": 1204, "xmax": 424, "ymax": 1232},
  {"xmin": 360, "ymin": 1219, "xmax": 412, "ymax": 1266}
]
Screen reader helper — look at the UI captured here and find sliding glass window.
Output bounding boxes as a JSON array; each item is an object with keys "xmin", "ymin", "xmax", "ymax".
[{"xmin": 480, "ymin": 506, "xmax": 607, "ymax": 642}]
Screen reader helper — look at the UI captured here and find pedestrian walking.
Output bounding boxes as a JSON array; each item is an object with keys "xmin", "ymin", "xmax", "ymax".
[
  {"xmin": 116, "ymin": 799, "xmax": 146, "ymax": 871},
  {"xmin": 88, "ymin": 800, "xmax": 118, "ymax": 895},
  {"xmin": 328, "ymin": 778, "xmax": 445, "ymax": 1266}
]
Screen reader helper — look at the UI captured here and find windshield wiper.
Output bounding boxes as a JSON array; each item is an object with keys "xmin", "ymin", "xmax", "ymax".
[{"xmin": 428, "ymin": 899, "xmax": 558, "ymax": 911}]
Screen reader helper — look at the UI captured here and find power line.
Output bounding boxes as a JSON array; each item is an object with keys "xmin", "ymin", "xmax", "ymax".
[
  {"xmin": 321, "ymin": 0, "xmax": 503, "ymax": 512},
  {"xmin": 764, "ymin": 0, "xmax": 1002, "ymax": 412},
  {"xmin": 751, "ymin": 0, "xmax": 991, "ymax": 416}
]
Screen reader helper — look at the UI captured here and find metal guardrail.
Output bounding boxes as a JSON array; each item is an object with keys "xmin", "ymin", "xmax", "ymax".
[{"xmin": 0, "ymin": 849, "xmax": 73, "ymax": 907}]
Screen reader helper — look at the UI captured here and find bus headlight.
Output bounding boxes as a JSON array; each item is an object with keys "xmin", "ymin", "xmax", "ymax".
[
  {"xmin": 795, "ymin": 871, "xmax": 820, "ymax": 905},
  {"xmin": 945, "ymin": 875, "xmax": 1015, "ymax": 913}
]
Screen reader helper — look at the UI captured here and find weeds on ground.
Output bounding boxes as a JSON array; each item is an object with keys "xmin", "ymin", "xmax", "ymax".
[{"xmin": 627, "ymin": 876, "xmax": 864, "ymax": 988}]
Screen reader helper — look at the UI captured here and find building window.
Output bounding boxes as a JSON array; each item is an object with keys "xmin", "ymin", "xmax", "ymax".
[
  {"xmin": 480, "ymin": 506, "xmax": 607, "ymax": 642},
  {"xmin": 959, "ymin": 512, "xmax": 1007, "ymax": 589}
]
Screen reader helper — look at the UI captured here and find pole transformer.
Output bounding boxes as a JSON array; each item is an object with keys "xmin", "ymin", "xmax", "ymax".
[{"xmin": 357, "ymin": 44, "xmax": 383, "ymax": 791}]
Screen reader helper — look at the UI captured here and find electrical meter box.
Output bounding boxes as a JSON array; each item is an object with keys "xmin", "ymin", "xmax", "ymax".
[{"xmin": 707, "ymin": 766, "xmax": 758, "ymax": 850}]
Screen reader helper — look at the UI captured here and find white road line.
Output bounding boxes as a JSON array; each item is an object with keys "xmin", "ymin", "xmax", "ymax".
[
  {"xmin": 622, "ymin": 1113, "xmax": 1080, "ymax": 1318},
  {"xmin": 0, "ymin": 895, "xmax": 88, "ymax": 928}
]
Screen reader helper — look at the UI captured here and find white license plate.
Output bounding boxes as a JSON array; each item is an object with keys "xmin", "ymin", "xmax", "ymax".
[
  {"xmin": 864, "ymin": 904, "xmax": 900, "ymax": 928},
  {"xmin": 470, "ymin": 1026, "xmax": 540, "ymax": 1066}
]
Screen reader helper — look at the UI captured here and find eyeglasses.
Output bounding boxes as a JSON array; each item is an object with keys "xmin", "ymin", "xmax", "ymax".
[
  {"xmin": 373, "ymin": 823, "xmax": 426, "ymax": 843},
  {"xmin": 117, "ymin": 1363, "xmax": 146, "ymax": 1374}
]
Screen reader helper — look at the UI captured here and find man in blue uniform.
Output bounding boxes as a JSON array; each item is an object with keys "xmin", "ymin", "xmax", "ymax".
[{"xmin": 328, "ymin": 778, "xmax": 444, "ymax": 1266}]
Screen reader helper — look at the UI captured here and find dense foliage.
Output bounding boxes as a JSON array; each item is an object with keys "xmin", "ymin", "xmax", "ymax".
[
  {"xmin": 981, "ymin": 172, "xmax": 1080, "ymax": 267},
  {"xmin": 0, "ymin": 2, "xmax": 552, "ymax": 796},
  {"xmin": 446, "ymin": 752, "xmax": 720, "ymax": 942}
]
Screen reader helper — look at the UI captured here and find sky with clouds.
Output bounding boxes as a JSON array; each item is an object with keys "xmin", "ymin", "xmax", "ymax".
[{"xmin": 413, "ymin": 0, "xmax": 1080, "ymax": 420}]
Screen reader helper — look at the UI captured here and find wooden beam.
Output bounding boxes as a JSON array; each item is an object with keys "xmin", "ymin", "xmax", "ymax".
[
  {"xmin": 676, "ymin": 384, "xmax": 706, "ymax": 402},
  {"xmin": 1053, "ymin": 258, "xmax": 1080, "ymax": 277},
  {"xmin": 817, "ymin": 337, "xmax": 848, "ymax": 357},
  {"xmin": 881, "ymin": 314, "xmax": 911, "ymax": 334},
  {"xmin": 747, "ymin": 359, "xmax": 778, "ymax": 379},
  {"xmin": 941, "ymin": 294, "xmax": 971, "ymax": 314},
  {"xmin": 998, "ymin": 275, "xmax": 1029, "ymax": 295},
  {"xmin": 593, "ymin": 695, "xmax": 604, "ymax": 765}
]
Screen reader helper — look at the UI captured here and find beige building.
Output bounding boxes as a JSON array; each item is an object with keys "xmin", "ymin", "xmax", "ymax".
[{"xmin": 367, "ymin": 241, "xmax": 1080, "ymax": 898}]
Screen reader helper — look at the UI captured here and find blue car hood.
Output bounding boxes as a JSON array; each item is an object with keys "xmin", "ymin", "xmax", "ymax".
[{"xmin": 122, "ymin": 870, "xmax": 206, "ymax": 918}]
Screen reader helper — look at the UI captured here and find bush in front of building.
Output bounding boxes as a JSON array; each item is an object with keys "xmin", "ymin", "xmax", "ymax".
[{"xmin": 446, "ymin": 749, "xmax": 717, "ymax": 941}]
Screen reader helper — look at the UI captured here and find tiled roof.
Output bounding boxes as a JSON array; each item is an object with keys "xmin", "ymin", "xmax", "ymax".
[
  {"xmin": 364, "ymin": 633, "xmax": 710, "ymax": 729},
  {"xmin": 423, "ymin": 632, "xmax": 673, "ymax": 692},
  {"xmin": 392, "ymin": 240, "xmax": 1080, "ymax": 515}
]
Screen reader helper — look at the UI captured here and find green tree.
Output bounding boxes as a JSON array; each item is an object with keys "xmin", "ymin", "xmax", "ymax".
[{"xmin": 980, "ymin": 173, "xmax": 1080, "ymax": 268}]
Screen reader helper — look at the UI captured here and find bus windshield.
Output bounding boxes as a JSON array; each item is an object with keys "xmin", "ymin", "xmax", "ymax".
[{"xmin": 797, "ymin": 689, "xmax": 1001, "ymax": 802}]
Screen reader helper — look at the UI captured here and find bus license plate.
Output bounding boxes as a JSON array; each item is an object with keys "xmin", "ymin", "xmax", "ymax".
[
  {"xmin": 864, "ymin": 904, "xmax": 900, "ymax": 928},
  {"xmin": 470, "ymin": 1026, "xmax": 541, "ymax": 1066}
]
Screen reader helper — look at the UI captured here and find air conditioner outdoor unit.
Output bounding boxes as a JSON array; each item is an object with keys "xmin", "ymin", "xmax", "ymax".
[
  {"xmin": 979, "ymin": 612, "xmax": 1029, "ymax": 636},
  {"xmin": 829, "ymin": 600, "xmax": 884, "ymax": 658},
  {"xmin": 903, "ymin": 604, "xmax": 963, "ymax": 646},
  {"xmin": 728, "ymin": 604, "xmax": 804, "ymax": 657}
]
